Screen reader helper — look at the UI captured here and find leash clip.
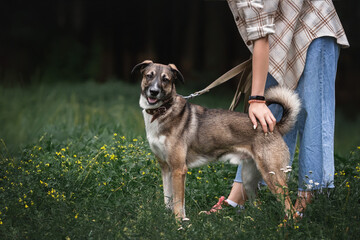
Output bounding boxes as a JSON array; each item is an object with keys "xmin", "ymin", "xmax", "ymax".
[
  {"xmin": 182, "ymin": 90, "xmax": 208, "ymax": 100},
  {"xmin": 183, "ymin": 92, "xmax": 199, "ymax": 99}
]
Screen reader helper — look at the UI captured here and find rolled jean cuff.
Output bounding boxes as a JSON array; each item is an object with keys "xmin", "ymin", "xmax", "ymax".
[{"xmin": 234, "ymin": 164, "xmax": 243, "ymax": 183}]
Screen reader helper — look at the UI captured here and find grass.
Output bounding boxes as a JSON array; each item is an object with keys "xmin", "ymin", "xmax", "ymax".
[
  {"xmin": 0, "ymin": 81, "xmax": 359, "ymax": 239},
  {"xmin": 0, "ymin": 81, "xmax": 144, "ymax": 155}
]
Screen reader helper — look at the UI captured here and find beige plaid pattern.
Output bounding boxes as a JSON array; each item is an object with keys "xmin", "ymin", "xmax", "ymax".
[{"xmin": 227, "ymin": 0, "xmax": 349, "ymax": 89}]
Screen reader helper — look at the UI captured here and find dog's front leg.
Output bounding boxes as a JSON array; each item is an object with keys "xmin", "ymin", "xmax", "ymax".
[
  {"xmin": 158, "ymin": 160, "xmax": 173, "ymax": 210},
  {"xmin": 169, "ymin": 158, "xmax": 188, "ymax": 220}
]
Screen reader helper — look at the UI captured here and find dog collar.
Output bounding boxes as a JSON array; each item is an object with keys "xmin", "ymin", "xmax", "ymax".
[{"xmin": 145, "ymin": 99, "xmax": 173, "ymax": 123}]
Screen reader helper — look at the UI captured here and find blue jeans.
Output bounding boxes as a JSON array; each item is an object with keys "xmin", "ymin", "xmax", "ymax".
[{"xmin": 234, "ymin": 37, "xmax": 340, "ymax": 191}]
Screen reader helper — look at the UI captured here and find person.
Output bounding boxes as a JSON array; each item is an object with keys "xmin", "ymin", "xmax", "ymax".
[{"xmin": 206, "ymin": 0, "xmax": 349, "ymax": 216}]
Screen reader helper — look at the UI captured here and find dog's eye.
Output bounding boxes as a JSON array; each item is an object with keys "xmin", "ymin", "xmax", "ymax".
[
  {"xmin": 146, "ymin": 73, "xmax": 153, "ymax": 79},
  {"xmin": 162, "ymin": 77, "xmax": 170, "ymax": 83}
]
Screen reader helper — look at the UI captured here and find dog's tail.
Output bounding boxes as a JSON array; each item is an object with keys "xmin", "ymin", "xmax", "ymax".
[{"xmin": 265, "ymin": 86, "xmax": 301, "ymax": 135}]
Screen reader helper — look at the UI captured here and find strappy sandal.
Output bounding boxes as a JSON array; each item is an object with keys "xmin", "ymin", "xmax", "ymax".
[{"xmin": 200, "ymin": 196, "xmax": 228, "ymax": 215}]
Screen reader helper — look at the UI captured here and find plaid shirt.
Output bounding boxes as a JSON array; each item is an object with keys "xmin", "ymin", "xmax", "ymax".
[{"xmin": 227, "ymin": 0, "xmax": 349, "ymax": 89}]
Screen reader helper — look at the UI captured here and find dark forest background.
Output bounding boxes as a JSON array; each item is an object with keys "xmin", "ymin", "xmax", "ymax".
[{"xmin": 0, "ymin": 0, "xmax": 359, "ymax": 113}]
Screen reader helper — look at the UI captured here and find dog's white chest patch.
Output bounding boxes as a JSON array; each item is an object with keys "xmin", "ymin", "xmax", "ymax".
[
  {"xmin": 149, "ymin": 135, "xmax": 167, "ymax": 161},
  {"xmin": 143, "ymin": 110, "xmax": 167, "ymax": 161}
]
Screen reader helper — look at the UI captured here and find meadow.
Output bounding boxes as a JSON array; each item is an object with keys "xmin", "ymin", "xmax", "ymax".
[{"xmin": 0, "ymin": 81, "xmax": 359, "ymax": 239}]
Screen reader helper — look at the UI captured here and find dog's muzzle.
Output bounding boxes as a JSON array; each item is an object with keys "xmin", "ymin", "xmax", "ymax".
[
  {"xmin": 146, "ymin": 82, "xmax": 163, "ymax": 105},
  {"xmin": 147, "ymin": 89, "xmax": 160, "ymax": 104}
]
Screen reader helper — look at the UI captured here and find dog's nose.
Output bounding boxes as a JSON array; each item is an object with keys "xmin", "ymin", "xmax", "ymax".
[{"xmin": 150, "ymin": 89, "xmax": 159, "ymax": 97}]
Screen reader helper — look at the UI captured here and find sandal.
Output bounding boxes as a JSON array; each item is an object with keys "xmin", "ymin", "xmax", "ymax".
[{"xmin": 201, "ymin": 196, "xmax": 228, "ymax": 215}]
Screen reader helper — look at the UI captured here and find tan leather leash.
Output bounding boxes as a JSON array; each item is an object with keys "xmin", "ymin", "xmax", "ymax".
[{"xmin": 182, "ymin": 58, "xmax": 252, "ymax": 111}]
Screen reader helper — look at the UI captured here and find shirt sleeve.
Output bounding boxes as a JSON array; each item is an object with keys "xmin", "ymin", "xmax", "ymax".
[{"xmin": 236, "ymin": 0, "xmax": 279, "ymax": 44}]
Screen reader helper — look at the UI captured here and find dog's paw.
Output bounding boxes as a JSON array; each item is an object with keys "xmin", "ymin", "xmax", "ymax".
[{"xmin": 177, "ymin": 217, "xmax": 191, "ymax": 231}]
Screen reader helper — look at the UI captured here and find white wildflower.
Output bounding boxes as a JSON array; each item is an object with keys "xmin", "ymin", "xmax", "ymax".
[{"xmin": 281, "ymin": 166, "xmax": 292, "ymax": 173}]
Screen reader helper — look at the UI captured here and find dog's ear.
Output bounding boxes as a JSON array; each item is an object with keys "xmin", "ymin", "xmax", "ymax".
[
  {"xmin": 131, "ymin": 60, "xmax": 153, "ymax": 75},
  {"xmin": 168, "ymin": 63, "xmax": 184, "ymax": 84}
]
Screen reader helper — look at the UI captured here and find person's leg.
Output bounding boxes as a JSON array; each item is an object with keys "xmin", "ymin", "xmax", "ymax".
[
  {"xmin": 227, "ymin": 165, "xmax": 248, "ymax": 205},
  {"xmin": 229, "ymin": 38, "xmax": 340, "ymax": 212},
  {"xmin": 292, "ymin": 37, "xmax": 340, "ymax": 212}
]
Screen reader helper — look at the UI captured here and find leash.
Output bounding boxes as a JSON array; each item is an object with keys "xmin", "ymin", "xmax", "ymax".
[{"xmin": 182, "ymin": 58, "xmax": 252, "ymax": 111}]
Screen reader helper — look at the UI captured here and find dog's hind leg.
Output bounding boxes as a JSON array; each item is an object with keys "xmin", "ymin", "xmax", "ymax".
[
  {"xmin": 262, "ymin": 171, "xmax": 294, "ymax": 217},
  {"xmin": 254, "ymin": 153, "xmax": 295, "ymax": 218},
  {"xmin": 242, "ymin": 159, "xmax": 262, "ymax": 200},
  {"xmin": 159, "ymin": 160, "xmax": 173, "ymax": 210}
]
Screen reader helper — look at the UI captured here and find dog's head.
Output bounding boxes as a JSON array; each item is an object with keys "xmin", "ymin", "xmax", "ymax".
[{"xmin": 132, "ymin": 60, "xmax": 184, "ymax": 109}]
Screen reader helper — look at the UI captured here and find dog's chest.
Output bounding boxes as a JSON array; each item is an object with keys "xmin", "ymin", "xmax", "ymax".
[{"xmin": 143, "ymin": 111, "xmax": 167, "ymax": 161}]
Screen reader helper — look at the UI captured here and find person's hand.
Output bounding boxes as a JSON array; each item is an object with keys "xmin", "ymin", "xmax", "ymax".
[{"xmin": 248, "ymin": 102, "xmax": 276, "ymax": 133}]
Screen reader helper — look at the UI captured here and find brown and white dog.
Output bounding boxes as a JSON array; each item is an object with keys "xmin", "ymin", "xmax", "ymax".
[{"xmin": 133, "ymin": 60, "xmax": 301, "ymax": 220}]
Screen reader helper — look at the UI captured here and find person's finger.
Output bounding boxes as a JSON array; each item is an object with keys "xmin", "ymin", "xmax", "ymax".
[
  {"xmin": 249, "ymin": 111, "xmax": 258, "ymax": 130},
  {"xmin": 270, "ymin": 113, "xmax": 277, "ymax": 132},
  {"xmin": 271, "ymin": 114, "xmax": 277, "ymax": 124},
  {"xmin": 258, "ymin": 117, "xmax": 268, "ymax": 133},
  {"xmin": 266, "ymin": 115, "xmax": 275, "ymax": 132}
]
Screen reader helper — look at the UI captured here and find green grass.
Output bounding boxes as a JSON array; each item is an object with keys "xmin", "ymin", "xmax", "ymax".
[
  {"xmin": 0, "ymin": 81, "xmax": 144, "ymax": 155},
  {"xmin": 0, "ymin": 81, "xmax": 359, "ymax": 239}
]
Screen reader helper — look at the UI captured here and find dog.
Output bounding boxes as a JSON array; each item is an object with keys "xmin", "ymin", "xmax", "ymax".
[{"xmin": 133, "ymin": 60, "xmax": 301, "ymax": 221}]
